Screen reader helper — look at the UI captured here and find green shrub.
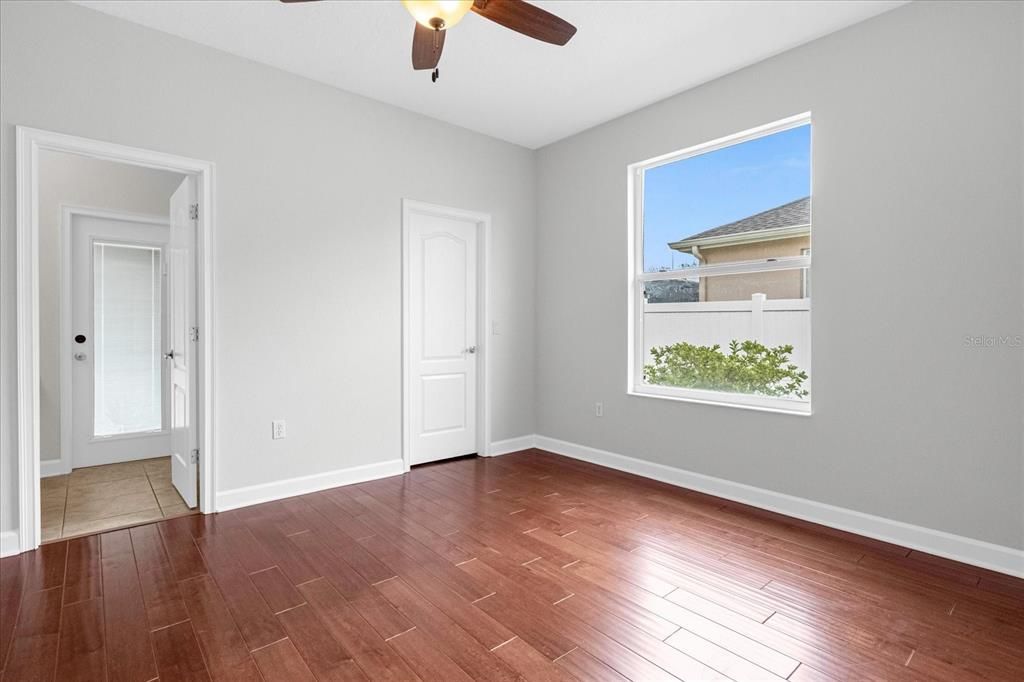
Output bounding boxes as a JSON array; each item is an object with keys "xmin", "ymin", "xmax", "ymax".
[{"xmin": 644, "ymin": 339, "xmax": 808, "ymax": 398}]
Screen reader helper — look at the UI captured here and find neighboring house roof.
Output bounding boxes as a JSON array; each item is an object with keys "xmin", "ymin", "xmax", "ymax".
[{"xmin": 669, "ymin": 196, "xmax": 810, "ymax": 252}]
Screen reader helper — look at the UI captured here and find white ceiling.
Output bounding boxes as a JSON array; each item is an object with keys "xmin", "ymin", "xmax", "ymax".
[{"xmin": 75, "ymin": 1, "xmax": 905, "ymax": 148}]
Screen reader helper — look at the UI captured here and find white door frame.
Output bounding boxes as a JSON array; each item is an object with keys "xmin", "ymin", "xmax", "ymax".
[
  {"xmin": 401, "ymin": 199, "xmax": 491, "ymax": 471},
  {"xmin": 14, "ymin": 126, "xmax": 217, "ymax": 554},
  {"xmin": 57, "ymin": 205, "xmax": 171, "ymax": 477}
]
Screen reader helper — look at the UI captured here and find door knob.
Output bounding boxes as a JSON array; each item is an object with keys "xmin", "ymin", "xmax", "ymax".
[
  {"xmin": 465, "ymin": 346, "xmax": 477, "ymax": 354},
  {"xmin": 164, "ymin": 350, "xmax": 176, "ymax": 360},
  {"xmin": 73, "ymin": 352, "xmax": 87, "ymax": 361}
]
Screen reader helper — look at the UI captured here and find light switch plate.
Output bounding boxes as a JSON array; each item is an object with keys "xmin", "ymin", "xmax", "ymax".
[{"xmin": 272, "ymin": 420, "xmax": 286, "ymax": 439}]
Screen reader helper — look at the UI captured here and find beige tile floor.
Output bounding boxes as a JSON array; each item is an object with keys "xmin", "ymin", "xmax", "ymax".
[{"xmin": 41, "ymin": 456, "xmax": 195, "ymax": 541}]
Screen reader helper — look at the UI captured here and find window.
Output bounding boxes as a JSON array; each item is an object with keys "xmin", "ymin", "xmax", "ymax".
[
  {"xmin": 628, "ymin": 114, "xmax": 812, "ymax": 414},
  {"xmin": 94, "ymin": 242, "xmax": 164, "ymax": 435}
]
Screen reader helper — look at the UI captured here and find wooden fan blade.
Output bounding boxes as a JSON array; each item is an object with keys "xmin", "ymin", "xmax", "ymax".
[
  {"xmin": 471, "ymin": 0, "xmax": 576, "ymax": 46},
  {"xmin": 279, "ymin": 0, "xmax": 321, "ymax": 3},
  {"xmin": 412, "ymin": 22, "xmax": 446, "ymax": 70}
]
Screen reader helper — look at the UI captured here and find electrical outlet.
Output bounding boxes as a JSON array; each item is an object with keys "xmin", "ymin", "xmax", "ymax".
[
  {"xmin": 272, "ymin": 420, "xmax": 287, "ymax": 440},
  {"xmin": 595, "ymin": 402, "xmax": 603, "ymax": 417}
]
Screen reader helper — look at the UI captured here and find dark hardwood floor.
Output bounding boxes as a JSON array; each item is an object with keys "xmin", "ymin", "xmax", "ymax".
[{"xmin": 2, "ymin": 449, "xmax": 1022, "ymax": 681}]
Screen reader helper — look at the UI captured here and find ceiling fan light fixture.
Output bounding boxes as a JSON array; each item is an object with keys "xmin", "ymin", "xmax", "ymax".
[{"xmin": 402, "ymin": 0, "xmax": 473, "ymax": 31}]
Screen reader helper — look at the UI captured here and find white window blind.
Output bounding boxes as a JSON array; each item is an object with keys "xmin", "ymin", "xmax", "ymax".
[{"xmin": 93, "ymin": 242, "xmax": 163, "ymax": 436}]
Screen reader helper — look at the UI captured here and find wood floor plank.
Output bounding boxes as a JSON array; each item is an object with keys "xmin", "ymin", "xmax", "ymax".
[
  {"xmin": 0, "ymin": 555, "xmax": 26, "ymax": 671},
  {"xmin": 282, "ymin": 498, "xmax": 397, "ymax": 586},
  {"xmin": 100, "ymin": 529, "xmax": 158, "ymax": 682},
  {"xmin": 298, "ymin": 577, "xmax": 421, "ymax": 682},
  {"xmin": 244, "ymin": 513, "xmax": 321, "ymax": 585},
  {"xmin": 187, "ymin": 509, "xmax": 248, "ymax": 539},
  {"xmin": 250, "ymin": 566, "xmax": 306, "ymax": 614},
  {"xmin": 287, "ymin": 527, "xmax": 369, "ymax": 599},
  {"xmin": 491, "ymin": 636, "xmax": 578, "ymax": 682},
  {"xmin": 130, "ymin": 524, "xmax": 189, "ymax": 630},
  {"xmin": 554, "ymin": 647, "xmax": 630, "ymax": 682},
  {"xmin": 151, "ymin": 620, "xmax": 212, "ymax": 682},
  {"xmin": 54, "ymin": 597, "xmax": 105, "ymax": 682},
  {"xmin": 385, "ymin": 626, "xmax": 474, "ymax": 682},
  {"xmin": 22, "ymin": 541, "xmax": 68, "ymax": 593},
  {"xmin": 390, "ymin": 565, "xmax": 515, "ymax": 651},
  {"xmin": 357, "ymin": 532, "xmax": 492, "ymax": 604},
  {"xmin": 276, "ymin": 603, "xmax": 368, "ymax": 681},
  {"xmin": 179, "ymin": 575, "xmax": 262, "ymax": 681},
  {"xmin": 2, "ymin": 586, "xmax": 63, "ymax": 682},
  {"xmin": 216, "ymin": 526, "xmax": 277, "ymax": 574},
  {"xmin": 62, "ymin": 536, "xmax": 101, "ymax": 605},
  {"xmin": 250, "ymin": 638, "xmax": 316, "ymax": 682},
  {"xmin": 9, "ymin": 451, "xmax": 1023, "ymax": 681},
  {"xmin": 374, "ymin": 577, "xmax": 522, "ymax": 682},
  {"xmin": 524, "ymin": 558, "xmax": 680, "ymax": 641},
  {"xmin": 194, "ymin": 534, "xmax": 286, "ymax": 650},
  {"xmin": 471, "ymin": 590, "xmax": 578, "ymax": 661},
  {"xmin": 348, "ymin": 588, "xmax": 419, "ymax": 641},
  {"xmin": 157, "ymin": 517, "xmax": 208, "ymax": 581}
]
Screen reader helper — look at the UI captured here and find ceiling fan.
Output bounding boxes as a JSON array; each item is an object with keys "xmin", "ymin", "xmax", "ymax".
[{"xmin": 280, "ymin": 0, "xmax": 577, "ymax": 82}]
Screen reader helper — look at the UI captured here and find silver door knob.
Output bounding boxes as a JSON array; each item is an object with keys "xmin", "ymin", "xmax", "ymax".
[
  {"xmin": 73, "ymin": 352, "xmax": 87, "ymax": 361},
  {"xmin": 163, "ymin": 350, "xmax": 176, "ymax": 360},
  {"xmin": 465, "ymin": 346, "xmax": 477, "ymax": 354}
]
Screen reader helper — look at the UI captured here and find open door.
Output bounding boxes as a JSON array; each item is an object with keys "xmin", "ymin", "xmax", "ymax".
[{"xmin": 168, "ymin": 177, "xmax": 198, "ymax": 508}]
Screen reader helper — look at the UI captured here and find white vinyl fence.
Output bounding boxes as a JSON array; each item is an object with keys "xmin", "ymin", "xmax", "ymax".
[{"xmin": 643, "ymin": 294, "xmax": 811, "ymax": 374}]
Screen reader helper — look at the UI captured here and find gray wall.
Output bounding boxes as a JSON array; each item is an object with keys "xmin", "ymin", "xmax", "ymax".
[
  {"xmin": 37, "ymin": 150, "xmax": 185, "ymax": 462},
  {"xmin": 535, "ymin": 1, "xmax": 1024, "ymax": 549},
  {"xmin": 1, "ymin": 1, "xmax": 537, "ymax": 535}
]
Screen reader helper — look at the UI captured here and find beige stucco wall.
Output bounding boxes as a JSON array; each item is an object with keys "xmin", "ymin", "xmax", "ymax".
[{"xmin": 696, "ymin": 234, "xmax": 809, "ymax": 301}]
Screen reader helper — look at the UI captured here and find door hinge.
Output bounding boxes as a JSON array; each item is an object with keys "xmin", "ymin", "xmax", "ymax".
[
  {"xmin": 190, "ymin": 449, "xmax": 200, "ymax": 464},
  {"xmin": 189, "ymin": 326, "xmax": 200, "ymax": 343},
  {"xmin": 189, "ymin": 203, "xmax": 199, "ymax": 221}
]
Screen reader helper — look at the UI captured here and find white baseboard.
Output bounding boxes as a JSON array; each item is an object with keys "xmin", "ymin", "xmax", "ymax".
[
  {"xmin": 487, "ymin": 435, "xmax": 537, "ymax": 457},
  {"xmin": 501, "ymin": 434, "xmax": 1023, "ymax": 578},
  {"xmin": 215, "ymin": 458, "xmax": 405, "ymax": 512},
  {"xmin": 40, "ymin": 459, "xmax": 69, "ymax": 478},
  {"xmin": 1, "ymin": 530, "xmax": 19, "ymax": 558}
]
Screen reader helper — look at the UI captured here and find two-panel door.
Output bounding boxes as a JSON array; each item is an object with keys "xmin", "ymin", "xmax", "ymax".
[{"xmin": 407, "ymin": 211, "xmax": 479, "ymax": 465}]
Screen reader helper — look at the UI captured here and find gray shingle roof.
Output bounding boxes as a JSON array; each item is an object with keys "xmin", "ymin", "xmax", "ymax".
[{"xmin": 672, "ymin": 196, "xmax": 810, "ymax": 246}]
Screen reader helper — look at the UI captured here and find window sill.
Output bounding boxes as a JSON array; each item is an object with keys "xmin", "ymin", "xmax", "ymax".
[
  {"xmin": 628, "ymin": 385, "xmax": 812, "ymax": 416},
  {"xmin": 89, "ymin": 428, "xmax": 169, "ymax": 443}
]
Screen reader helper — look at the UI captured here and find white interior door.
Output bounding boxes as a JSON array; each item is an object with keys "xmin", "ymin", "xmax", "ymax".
[
  {"xmin": 407, "ymin": 211, "xmax": 478, "ymax": 465},
  {"xmin": 168, "ymin": 177, "xmax": 198, "ymax": 507},
  {"xmin": 70, "ymin": 215, "xmax": 171, "ymax": 468}
]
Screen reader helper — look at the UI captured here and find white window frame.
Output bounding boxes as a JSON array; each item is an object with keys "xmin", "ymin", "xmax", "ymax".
[{"xmin": 626, "ymin": 113, "xmax": 812, "ymax": 415}]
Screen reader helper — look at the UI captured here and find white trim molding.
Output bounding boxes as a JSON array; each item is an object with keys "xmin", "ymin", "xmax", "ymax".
[
  {"xmin": 627, "ymin": 113, "xmax": 814, "ymax": 418},
  {"xmin": 487, "ymin": 435, "xmax": 537, "ymax": 457},
  {"xmin": 490, "ymin": 435, "xmax": 1023, "ymax": 578},
  {"xmin": 13, "ymin": 126, "xmax": 217, "ymax": 556},
  {"xmin": 401, "ymin": 199, "xmax": 492, "ymax": 469},
  {"xmin": 39, "ymin": 459, "xmax": 69, "ymax": 478},
  {"xmin": 216, "ymin": 459, "xmax": 405, "ymax": 512},
  {"xmin": 1, "ymin": 531, "xmax": 20, "ymax": 558}
]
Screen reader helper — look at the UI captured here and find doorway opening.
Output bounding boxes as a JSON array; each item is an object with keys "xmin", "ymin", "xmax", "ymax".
[
  {"xmin": 15, "ymin": 127, "xmax": 215, "ymax": 553},
  {"xmin": 401, "ymin": 199, "xmax": 491, "ymax": 470}
]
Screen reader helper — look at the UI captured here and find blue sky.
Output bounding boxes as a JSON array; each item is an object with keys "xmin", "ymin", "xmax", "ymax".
[{"xmin": 643, "ymin": 124, "xmax": 811, "ymax": 272}]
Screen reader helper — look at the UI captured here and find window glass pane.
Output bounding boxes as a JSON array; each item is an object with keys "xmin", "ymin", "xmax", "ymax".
[
  {"xmin": 642, "ymin": 124, "xmax": 811, "ymax": 275},
  {"xmin": 643, "ymin": 270, "xmax": 810, "ymax": 401},
  {"xmin": 644, "ymin": 268, "xmax": 809, "ymax": 304},
  {"xmin": 94, "ymin": 243, "xmax": 163, "ymax": 436}
]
